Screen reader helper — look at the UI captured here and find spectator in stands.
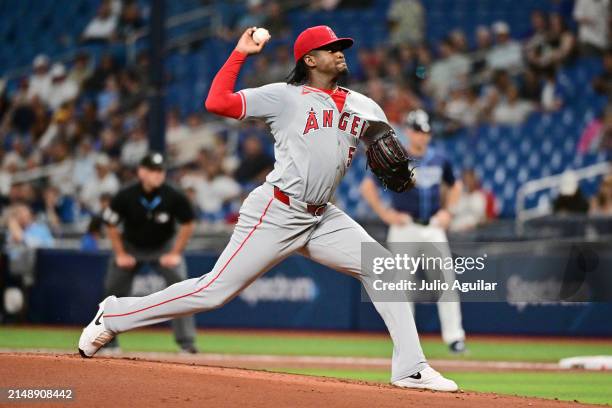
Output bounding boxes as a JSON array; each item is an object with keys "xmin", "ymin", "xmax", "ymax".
[
  {"xmin": 492, "ymin": 84, "xmax": 534, "ymax": 125},
  {"xmin": 47, "ymin": 141, "xmax": 76, "ymax": 196},
  {"xmin": 245, "ymin": 56, "xmax": 275, "ymax": 88},
  {"xmin": 263, "ymin": 2, "xmax": 291, "ymax": 40},
  {"xmin": 425, "ymin": 38, "xmax": 470, "ymax": 101},
  {"xmin": 234, "ymin": 0, "xmax": 266, "ymax": 32},
  {"xmin": 40, "ymin": 185, "xmax": 68, "ymax": 230},
  {"xmin": 573, "ymin": 0, "xmax": 610, "ymax": 56},
  {"xmin": 72, "ymin": 138, "xmax": 97, "ymax": 189},
  {"xmin": 182, "ymin": 151, "xmax": 241, "ymax": 216},
  {"xmin": 38, "ymin": 103, "xmax": 77, "ymax": 149},
  {"xmin": 68, "ymin": 52, "xmax": 93, "ymax": 88},
  {"xmin": 592, "ymin": 50, "xmax": 612, "ymax": 96},
  {"xmin": 80, "ymin": 154, "xmax": 120, "ymax": 214},
  {"xmin": 267, "ymin": 46, "xmax": 294, "ymax": 82},
  {"xmin": 387, "ymin": 0, "xmax": 425, "ymax": 46},
  {"xmin": 27, "ymin": 55, "xmax": 51, "ymax": 103},
  {"xmin": 5, "ymin": 203, "xmax": 54, "ymax": 287},
  {"xmin": 81, "ymin": 216, "xmax": 105, "ymax": 251},
  {"xmin": 84, "ymin": 54, "xmax": 118, "ymax": 93},
  {"xmin": 47, "ymin": 64, "xmax": 79, "ymax": 111},
  {"xmin": 76, "ymin": 101, "xmax": 103, "ymax": 139},
  {"xmin": 590, "ymin": 174, "xmax": 612, "ymax": 215},
  {"xmin": 100, "ymin": 127, "xmax": 122, "ymax": 159},
  {"xmin": 383, "ymin": 86, "xmax": 421, "ymax": 125},
  {"xmin": 169, "ymin": 112, "xmax": 217, "ymax": 165},
  {"xmin": 553, "ymin": 170, "xmax": 590, "ymax": 214},
  {"xmin": 524, "ymin": 11, "xmax": 549, "ymax": 65},
  {"xmin": 520, "ymin": 68, "xmax": 543, "ymax": 103},
  {"xmin": 234, "ymin": 135, "xmax": 273, "ymax": 185},
  {"xmin": 540, "ymin": 68, "xmax": 565, "ymax": 112},
  {"xmin": 450, "ymin": 169, "xmax": 487, "ymax": 232},
  {"xmin": 442, "ymin": 85, "xmax": 482, "ymax": 130},
  {"xmin": 449, "ymin": 29, "xmax": 469, "ymax": 54},
  {"xmin": 471, "ymin": 26, "xmax": 493, "ymax": 75},
  {"xmin": 81, "ymin": 0, "xmax": 119, "ymax": 43},
  {"xmin": 120, "ymin": 125, "xmax": 148, "ymax": 167},
  {"xmin": 487, "ymin": 21, "xmax": 524, "ymax": 72},
  {"xmin": 115, "ymin": 1, "xmax": 145, "ymax": 41},
  {"xmin": 546, "ymin": 13, "xmax": 576, "ymax": 66},
  {"xmin": 97, "ymin": 75, "xmax": 120, "ymax": 120},
  {"xmin": 166, "ymin": 108, "xmax": 189, "ymax": 162},
  {"xmin": 118, "ymin": 70, "xmax": 146, "ymax": 113},
  {"xmin": 212, "ymin": 135, "xmax": 240, "ymax": 175},
  {"xmin": 6, "ymin": 203, "xmax": 54, "ymax": 248},
  {"xmin": 528, "ymin": 13, "xmax": 576, "ymax": 72}
]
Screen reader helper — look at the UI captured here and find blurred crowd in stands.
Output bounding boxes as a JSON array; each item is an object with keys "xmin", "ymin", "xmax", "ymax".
[{"xmin": 0, "ymin": 0, "xmax": 610, "ymax": 254}]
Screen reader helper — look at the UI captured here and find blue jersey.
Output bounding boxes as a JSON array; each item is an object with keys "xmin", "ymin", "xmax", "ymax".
[{"xmin": 388, "ymin": 147, "xmax": 455, "ymax": 222}]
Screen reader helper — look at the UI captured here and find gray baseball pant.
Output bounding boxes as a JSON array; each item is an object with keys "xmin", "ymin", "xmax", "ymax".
[{"xmin": 103, "ymin": 183, "xmax": 428, "ymax": 382}]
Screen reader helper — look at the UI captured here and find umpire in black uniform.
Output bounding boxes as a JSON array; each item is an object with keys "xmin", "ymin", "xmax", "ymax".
[{"xmin": 101, "ymin": 152, "xmax": 197, "ymax": 353}]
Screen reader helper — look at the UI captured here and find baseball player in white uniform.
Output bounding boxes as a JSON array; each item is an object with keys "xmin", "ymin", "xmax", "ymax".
[
  {"xmin": 78, "ymin": 26, "xmax": 458, "ymax": 392},
  {"xmin": 361, "ymin": 110, "xmax": 467, "ymax": 354}
]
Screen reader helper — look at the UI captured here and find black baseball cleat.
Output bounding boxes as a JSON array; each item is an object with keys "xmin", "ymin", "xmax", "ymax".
[{"xmin": 449, "ymin": 340, "xmax": 467, "ymax": 354}]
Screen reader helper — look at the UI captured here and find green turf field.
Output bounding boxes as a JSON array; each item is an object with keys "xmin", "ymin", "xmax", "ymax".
[
  {"xmin": 2, "ymin": 327, "xmax": 612, "ymax": 361},
  {"xmin": 1, "ymin": 327, "xmax": 611, "ymax": 405}
]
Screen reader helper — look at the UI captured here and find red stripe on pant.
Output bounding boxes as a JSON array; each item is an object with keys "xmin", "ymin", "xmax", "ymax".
[{"xmin": 103, "ymin": 197, "xmax": 274, "ymax": 319}]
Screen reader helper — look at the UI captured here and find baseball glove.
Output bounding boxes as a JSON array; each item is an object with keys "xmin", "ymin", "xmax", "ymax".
[{"xmin": 362, "ymin": 122, "xmax": 416, "ymax": 193}]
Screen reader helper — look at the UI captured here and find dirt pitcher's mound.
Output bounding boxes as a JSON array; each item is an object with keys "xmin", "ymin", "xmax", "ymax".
[{"xmin": 0, "ymin": 353, "xmax": 593, "ymax": 407}]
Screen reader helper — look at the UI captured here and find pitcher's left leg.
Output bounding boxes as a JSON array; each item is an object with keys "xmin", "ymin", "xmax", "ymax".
[{"xmin": 301, "ymin": 205, "xmax": 454, "ymax": 389}]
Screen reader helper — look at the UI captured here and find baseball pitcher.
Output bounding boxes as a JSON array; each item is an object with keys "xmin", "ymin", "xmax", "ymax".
[{"xmin": 78, "ymin": 26, "xmax": 458, "ymax": 392}]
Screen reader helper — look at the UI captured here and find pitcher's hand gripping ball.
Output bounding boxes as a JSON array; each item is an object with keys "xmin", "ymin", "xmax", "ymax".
[{"xmin": 363, "ymin": 121, "xmax": 416, "ymax": 193}]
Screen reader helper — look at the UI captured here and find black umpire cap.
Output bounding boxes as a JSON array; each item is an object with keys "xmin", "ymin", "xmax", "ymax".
[
  {"xmin": 139, "ymin": 152, "xmax": 166, "ymax": 170},
  {"xmin": 405, "ymin": 109, "xmax": 431, "ymax": 133}
]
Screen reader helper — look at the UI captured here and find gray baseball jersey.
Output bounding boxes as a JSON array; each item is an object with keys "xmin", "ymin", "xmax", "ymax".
[
  {"xmin": 239, "ymin": 83, "xmax": 387, "ymax": 204},
  {"xmin": 101, "ymin": 82, "xmax": 430, "ymax": 383}
]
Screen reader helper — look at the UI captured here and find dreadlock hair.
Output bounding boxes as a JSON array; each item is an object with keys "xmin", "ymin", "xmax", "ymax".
[{"xmin": 286, "ymin": 59, "xmax": 309, "ymax": 85}]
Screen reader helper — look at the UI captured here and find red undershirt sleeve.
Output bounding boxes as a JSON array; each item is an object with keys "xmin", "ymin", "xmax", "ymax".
[{"xmin": 204, "ymin": 50, "xmax": 248, "ymax": 120}]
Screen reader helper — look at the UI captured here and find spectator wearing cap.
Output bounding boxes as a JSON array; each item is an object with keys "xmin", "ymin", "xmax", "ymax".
[
  {"xmin": 27, "ymin": 54, "xmax": 52, "ymax": 102},
  {"xmin": 79, "ymin": 154, "xmax": 120, "ymax": 214},
  {"xmin": 100, "ymin": 152, "xmax": 198, "ymax": 354},
  {"xmin": 486, "ymin": 21, "xmax": 524, "ymax": 72},
  {"xmin": 46, "ymin": 64, "xmax": 79, "ymax": 111}
]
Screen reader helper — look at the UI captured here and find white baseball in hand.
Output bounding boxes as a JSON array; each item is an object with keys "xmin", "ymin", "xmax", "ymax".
[{"xmin": 252, "ymin": 27, "xmax": 271, "ymax": 45}]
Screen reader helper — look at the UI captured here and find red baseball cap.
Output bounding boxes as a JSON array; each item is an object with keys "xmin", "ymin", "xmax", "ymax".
[{"xmin": 293, "ymin": 25, "xmax": 354, "ymax": 62}]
